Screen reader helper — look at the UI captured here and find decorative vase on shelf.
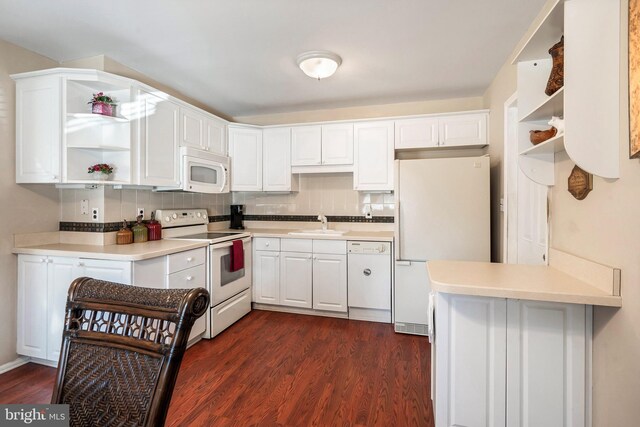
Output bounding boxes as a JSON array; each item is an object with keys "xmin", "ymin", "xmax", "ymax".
[
  {"xmin": 545, "ymin": 36, "xmax": 564, "ymax": 96},
  {"xmin": 91, "ymin": 101, "xmax": 113, "ymax": 116}
]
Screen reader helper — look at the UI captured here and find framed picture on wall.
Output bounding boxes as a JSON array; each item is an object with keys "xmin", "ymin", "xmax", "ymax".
[{"xmin": 630, "ymin": 0, "xmax": 640, "ymax": 158}]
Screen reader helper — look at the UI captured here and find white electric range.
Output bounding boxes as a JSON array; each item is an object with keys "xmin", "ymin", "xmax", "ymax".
[{"xmin": 157, "ymin": 209, "xmax": 252, "ymax": 339}]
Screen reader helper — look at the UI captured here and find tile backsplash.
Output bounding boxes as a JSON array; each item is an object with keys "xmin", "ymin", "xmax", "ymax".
[
  {"xmin": 232, "ymin": 174, "xmax": 394, "ymax": 217},
  {"xmin": 59, "ymin": 174, "xmax": 394, "ymax": 223}
]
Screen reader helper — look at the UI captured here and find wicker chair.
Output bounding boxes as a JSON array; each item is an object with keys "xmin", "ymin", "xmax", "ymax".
[{"xmin": 51, "ymin": 277, "xmax": 209, "ymax": 427}]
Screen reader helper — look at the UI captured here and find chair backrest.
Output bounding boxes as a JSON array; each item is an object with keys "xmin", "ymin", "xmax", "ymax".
[{"xmin": 51, "ymin": 277, "xmax": 209, "ymax": 427}]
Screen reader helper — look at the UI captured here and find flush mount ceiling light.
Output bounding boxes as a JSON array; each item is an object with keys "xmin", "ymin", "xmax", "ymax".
[{"xmin": 296, "ymin": 51, "xmax": 342, "ymax": 80}]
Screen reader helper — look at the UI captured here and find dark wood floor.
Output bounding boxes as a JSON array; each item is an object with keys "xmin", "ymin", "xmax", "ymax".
[{"xmin": 0, "ymin": 310, "xmax": 434, "ymax": 426}]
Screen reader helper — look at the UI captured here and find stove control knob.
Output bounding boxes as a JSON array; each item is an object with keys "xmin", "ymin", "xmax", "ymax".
[
  {"xmin": 172, "ymin": 213, "xmax": 178, "ymax": 219},
  {"xmin": 165, "ymin": 216, "xmax": 171, "ymax": 222},
  {"xmin": 196, "ymin": 212, "xmax": 202, "ymax": 218}
]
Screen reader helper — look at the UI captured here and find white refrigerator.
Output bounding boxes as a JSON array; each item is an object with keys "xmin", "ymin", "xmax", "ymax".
[{"xmin": 394, "ymin": 156, "xmax": 490, "ymax": 335}]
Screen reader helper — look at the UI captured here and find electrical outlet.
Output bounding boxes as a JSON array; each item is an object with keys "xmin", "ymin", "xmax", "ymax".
[
  {"xmin": 91, "ymin": 208, "xmax": 99, "ymax": 222},
  {"xmin": 137, "ymin": 207, "xmax": 144, "ymax": 219},
  {"xmin": 80, "ymin": 199, "xmax": 89, "ymax": 215}
]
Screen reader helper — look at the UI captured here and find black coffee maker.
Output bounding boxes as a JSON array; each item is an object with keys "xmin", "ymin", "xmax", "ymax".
[{"xmin": 230, "ymin": 205, "xmax": 245, "ymax": 229}]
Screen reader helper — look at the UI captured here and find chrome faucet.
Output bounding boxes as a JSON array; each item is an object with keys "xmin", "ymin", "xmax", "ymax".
[{"xmin": 318, "ymin": 214, "xmax": 328, "ymax": 231}]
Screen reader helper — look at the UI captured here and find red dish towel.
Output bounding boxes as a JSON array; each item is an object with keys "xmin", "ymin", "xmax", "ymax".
[{"xmin": 230, "ymin": 240, "xmax": 244, "ymax": 272}]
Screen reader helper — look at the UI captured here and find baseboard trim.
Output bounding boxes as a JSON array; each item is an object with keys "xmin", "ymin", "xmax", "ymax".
[
  {"xmin": 0, "ymin": 356, "xmax": 31, "ymax": 374},
  {"xmin": 252, "ymin": 303, "xmax": 349, "ymax": 319}
]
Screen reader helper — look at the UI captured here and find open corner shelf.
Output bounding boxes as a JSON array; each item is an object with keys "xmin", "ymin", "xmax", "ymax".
[
  {"xmin": 67, "ymin": 113, "xmax": 129, "ymax": 123},
  {"xmin": 520, "ymin": 87, "xmax": 563, "ymax": 123},
  {"xmin": 513, "ymin": 0, "xmax": 564, "ymax": 64},
  {"xmin": 520, "ymin": 133, "xmax": 565, "ymax": 156},
  {"xmin": 66, "ymin": 144, "xmax": 130, "ymax": 152}
]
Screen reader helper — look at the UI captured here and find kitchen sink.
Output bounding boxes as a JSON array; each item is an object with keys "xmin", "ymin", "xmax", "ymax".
[{"xmin": 287, "ymin": 229, "xmax": 347, "ymax": 236}]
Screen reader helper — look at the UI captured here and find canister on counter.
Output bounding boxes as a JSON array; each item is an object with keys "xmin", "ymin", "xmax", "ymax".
[
  {"xmin": 147, "ymin": 211, "xmax": 162, "ymax": 241},
  {"xmin": 132, "ymin": 215, "xmax": 148, "ymax": 243},
  {"xmin": 116, "ymin": 220, "xmax": 133, "ymax": 245}
]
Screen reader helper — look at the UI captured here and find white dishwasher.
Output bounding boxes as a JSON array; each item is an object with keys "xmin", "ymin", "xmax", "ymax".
[{"xmin": 347, "ymin": 241, "xmax": 392, "ymax": 323}]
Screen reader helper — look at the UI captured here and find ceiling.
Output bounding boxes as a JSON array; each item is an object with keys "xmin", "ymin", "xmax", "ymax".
[{"xmin": 0, "ymin": 0, "xmax": 546, "ymax": 117}]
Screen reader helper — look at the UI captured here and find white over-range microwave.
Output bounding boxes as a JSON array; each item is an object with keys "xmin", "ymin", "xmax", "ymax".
[{"xmin": 158, "ymin": 147, "xmax": 229, "ymax": 194}]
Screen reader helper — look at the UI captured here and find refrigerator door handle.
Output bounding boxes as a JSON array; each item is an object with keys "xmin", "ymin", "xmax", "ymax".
[
  {"xmin": 395, "ymin": 200, "xmax": 401, "ymax": 260},
  {"xmin": 396, "ymin": 260, "xmax": 411, "ymax": 266}
]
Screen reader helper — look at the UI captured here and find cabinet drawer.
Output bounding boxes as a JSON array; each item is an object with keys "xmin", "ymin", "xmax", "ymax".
[
  {"xmin": 313, "ymin": 239, "xmax": 347, "ymax": 254},
  {"xmin": 168, "ymin": 265, "xmax": 206, "ymax": 289},
  {"xmin": 253, "ymin": 237, "xmax": 280, "ymax": 252},
  {"xmin": 281, "ymin": 238, "xmax": 312, "ymax": 253},
  {"xmin": 167, "ymin": 248, "xmax": 206, "ymax": 273}
]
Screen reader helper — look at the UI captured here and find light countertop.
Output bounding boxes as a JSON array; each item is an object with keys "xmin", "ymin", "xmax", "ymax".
[
  {"xmin": 240, "ymin": 228, "xmax": 394, "ymax": 241},
  {"xmin": 427, "ymin": 260, "xmax": 622, "ymax": 307},
  {"xmin": 12, "ymin": 240, "xmax": 209, "ymax": 261}
]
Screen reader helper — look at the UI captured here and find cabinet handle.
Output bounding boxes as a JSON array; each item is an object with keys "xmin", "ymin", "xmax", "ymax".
[
  {"xmin": 40, "ymin": 258, "xmax": 46, "ymax": 263},
  {"xmin": 77, "ymin": 262, "xmax": 85, "ymax": 267},
  {"xmin": 47, "ymin": 259, "xmax": 54, "ymax": 264},
  {"xmin": 186, "ymin": 276, "xmax": 193, "ymax": 281},
  {"xmin": 275, "ymin": 254, "xmax": 279, "ymax": 258},
  {"xmin": 186, "ymin": 257, "xmax": 194, "ymax": 262},
  {"xmin": 265, "ymin": 242, "xmax": 270, "ymax": 247},
  {"xmin": 363, "ymin": 268, "xmax": 371, "ymax": 276}
]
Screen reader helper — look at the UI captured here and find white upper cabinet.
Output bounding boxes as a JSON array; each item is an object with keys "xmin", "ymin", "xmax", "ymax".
[
  {"xmin": 353, "ymin": 121, "xmax": 395, "ymax": 191},
  {"xmin": 180, "ymin": 106, "xmax": 228, "ymax": 156},
  {"xmin": 438, "ymin": 113, "xmax": 488, "ymax": 147},
  {"xmin": 291, "ymin": 124, "xmax": 354, "ymax": 168},
  {"xmin": 15, "ymin": 75, "xmax": 62, "ymax": 183},
  {"xmin": 395, "ymin": 117, "xmax": 439, "ymax": 149},
  {"xmin": 263, "ymin": 128, "xmax": 298, "ymax": 192},
  {"xmin": 136, "ymin": 88, "xmax": 180, "ymax": 187},
  {"xmin": 229, "ymin": 126, "xmax": 263, "ymax": 191},
  {"xmin": 291, "ymin": 125, "xmax": 322, "ymax": 166},
  {"xmin": 321, "ymin": 123, "xmax": 354, "ymax": 165}
]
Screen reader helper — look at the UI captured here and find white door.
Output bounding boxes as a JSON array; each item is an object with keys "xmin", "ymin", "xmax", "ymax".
[
  {"xmin": 78, "ymin": 259, "xmax": 132, "ymax": 284},
  {"xmin": 438, "ymin": 113, "xmax": 487, "ymax": 147},
  {"xmin": 312, "ymin": 254, "xmax": 347, "ymax": 312},
  {"xmin": 206, "ymin": 116, "xmax": 227, "ymax": 156},
  {"xmin": 180, "ymin": 107, "xmax": 205, "ymax": 150},
  {"xmin": 263, "ymin": 128, "xmax": 292, "ymax": 191},
  {"xmin": 15, "ymin": 76, "xmax": 62, "ymax": 183},
  {"xmin": 394, "ymin": 117, "xmax": 439, "ymax": 149},
  {"xmin": 435, "ymin": 293, "xmax": 507, "ymax": 427},
  {"xmin": 137, "ymin": 89, "xmax": 180, "ymax": 187},
  {"xmin": 17, "ymin": 255, "xmax": 49, "ymax": 359},
  {"xmin": 506, "ymin": 300, "xmax": 586, "ymax": 427},
  {"xmin": 291, "ymin": 125, "xmax": 322, "ymax": 166},
  {"xmin": 321, "ymin": 123, "xmax": 353, "ymax": 165},
  {"xmin": 229, "ymin": 126, "xmax": 263, "ymax": 191},
  {"xmin": 353, "ymin": 121, "xmax": 394, "ymax": 191},
  {"xmin": 253, "ymin": 250, "xmax": 280, "ymax": 304},
  {"xmin": 47, "ymin": 256, "xmax": 79, "ymax": 361},
  {"xmin": 280, "ymin": 252, "xmax": 313, "ymax": 308}
]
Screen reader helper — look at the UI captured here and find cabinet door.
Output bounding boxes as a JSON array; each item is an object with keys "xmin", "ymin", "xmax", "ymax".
[
  {"xmin": 229, "ymin": 126, "xmax": 263, "ymax": 191},
  {"xmin": 207, "ymin": 116, "xmax": 227, "ymax": 156},
  {"xmin": 291, "ymin": 125, "xmax": 322, "ymax": 166},
  {"xmin": 312, "ymin": 254, "xmax": 347, "ymax": 312},
  {"xmin": 263, "ymin": 128, "xmax": 292, "ymax": 191},
  {"xmin": 321, "ymin": 123, "xmax": 353, "ymax": 165},
  {"xmin": 253, "ymin": 250, "xmax": 280, "ymax": 304},
  {"xmin": 435, "ymin": 293, "xmax": 506, "ymax": 427},
  {"xmin": 353, "ymin": 121, "xmax": 394, "ymax": 191},
  {"xmin": 180, "ymin": 107, "xmax": 205, "ymax": 150},
  {"xmin": 15, "ymin": 76, "xmax": 62, "ymax": 183},
  {"xmin": 137, "ymin": 89, "xmax": 180, "ymax": 186},
  {"xmin": 280, "ymin": 252, "xmax": 313, "ymax": 308},
  {"xmin": 395, "ymin": 117, "xmax": 439, "ymax": 149},
  {"xmin": 78, "ymin": 259, "xmax": 132, "ymax": 284},
  {"xmin": 506, "ymin": 300, "xmax": 586, "ymax": 427},
  {"xmin": 17, "ymin": 255, "xmax": 49, "ymax": 359},
  {"xmin": 438, "ymin": 113, "xmax": 487, "ymax": 147},
  {"xmin": 47, "ymin": 257, "xmax": 80, "ymax": 361}
]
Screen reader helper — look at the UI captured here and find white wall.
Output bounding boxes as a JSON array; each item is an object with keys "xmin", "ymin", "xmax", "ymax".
[{"xmin": 0, "ymin": 39, "xmax": 59, "ymax": 366}]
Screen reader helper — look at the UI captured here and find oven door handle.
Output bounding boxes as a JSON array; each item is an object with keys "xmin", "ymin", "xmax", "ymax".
[{"xmin": 211, "ymin": 237, "xmax": 251, "ymax": 249}]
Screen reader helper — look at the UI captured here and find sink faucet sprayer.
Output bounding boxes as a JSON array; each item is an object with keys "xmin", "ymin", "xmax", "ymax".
[{"xmin": 318, "ymin": 214, "xmax": 328, "ymax": 231}]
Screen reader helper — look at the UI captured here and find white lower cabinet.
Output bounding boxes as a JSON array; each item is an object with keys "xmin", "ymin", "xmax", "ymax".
[
  {"xmin": 313, "ymin": 254, "xmax": 347, "ymax": 312},
  {"xmin": 280, "ymin": 252, "xmax": 313, "ymax": 308},
  {"xmin": 17, "ymin": 255, "xmax": 132, "ymax": 363},
  {"xmin": 434, "ymin": 293, "xmax": 590, "ymax": 427},
  {"xmin": 252, "ymin": 238, "xmax": 347, "ymax": 312}
]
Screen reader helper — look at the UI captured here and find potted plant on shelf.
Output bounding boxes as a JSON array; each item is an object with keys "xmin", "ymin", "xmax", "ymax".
[
  {"xmin": 87, "ymin": 163, "xmax": 114, "ymax": 181},
  {"xmin": 88, "ymin": 92, "xmax": 117, "ymax": 116}
]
